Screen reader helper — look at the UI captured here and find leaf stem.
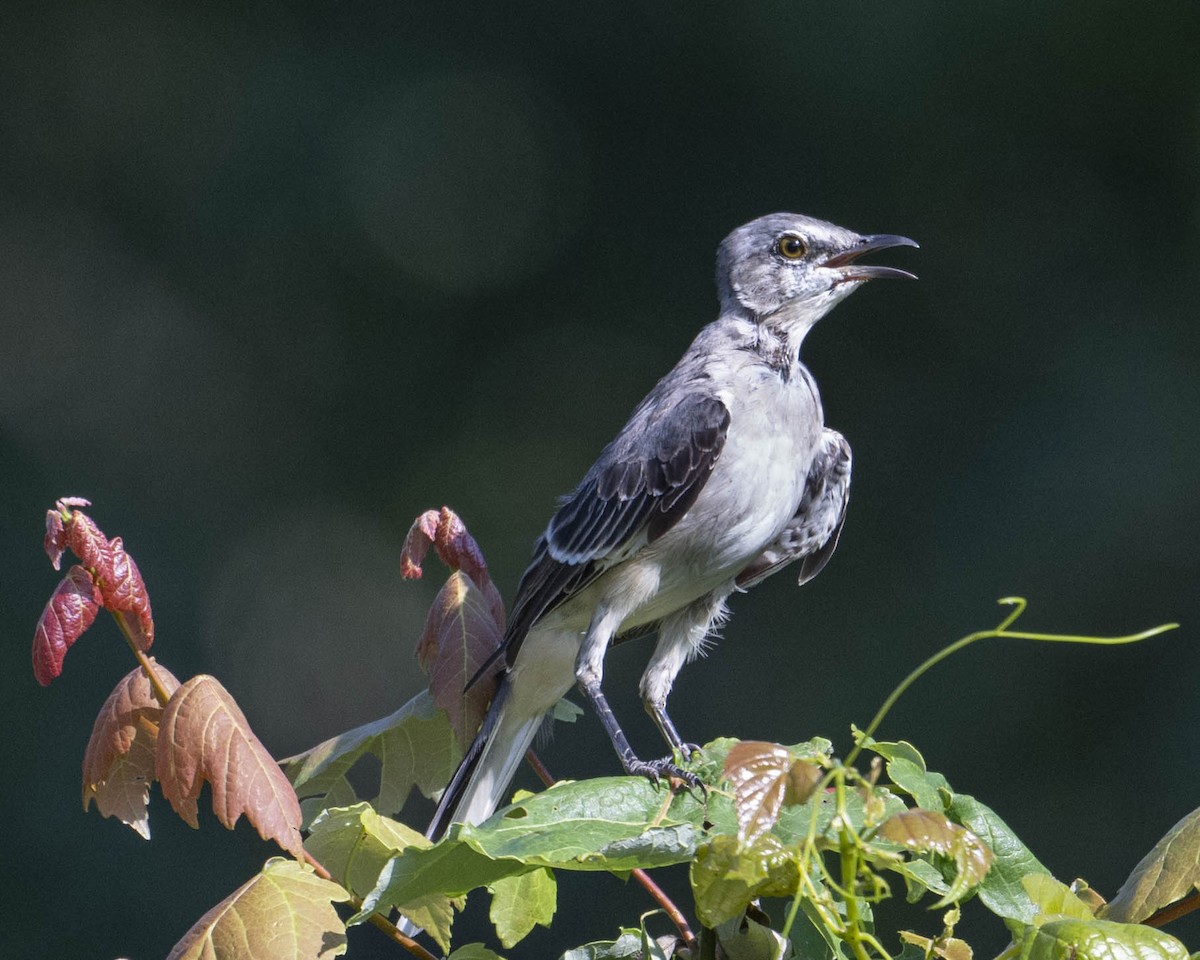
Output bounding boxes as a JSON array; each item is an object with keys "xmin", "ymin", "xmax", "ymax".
[
  {"xmin": 845, "ymin": 598, "xmax": 1177, "ymax": 767},
  {"xmin": 113, "ymin": 615, "xmax": 174, "ymax": 707}
]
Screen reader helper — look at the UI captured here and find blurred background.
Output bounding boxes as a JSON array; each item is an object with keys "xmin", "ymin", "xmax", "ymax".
[{"xmin": 2, "ymin": 1, "xmax": 1199, "ymax": 957}]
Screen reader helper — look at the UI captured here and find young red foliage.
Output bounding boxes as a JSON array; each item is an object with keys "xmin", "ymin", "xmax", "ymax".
[
  {"xmin": 723, "ymin": 741, "xmax": 822, "ymax": 845},
  {"xmin": 83, "ymin": 660, "xmax": 182, "ymax": 837},
  {"xmin": 400, "ymin": 506, "xmax": 504, "ymax": 627},
  {"xmin": 417, "ymin": 571, "xmax": 504, "ymax": 749},
  {"xmin": 403, "ymin": 508, "xmax": 507, "ymax": 748},
  {"xmin": 32, "ymin": 565, "xmax": 102, "ymax": 686},
  {"xmin": 156, "ymin": 675, "xmax": 305, "ymax": 858},
  {"xmin": 35, "ymin": 499, "xmax": 155, "ymax": 685}
]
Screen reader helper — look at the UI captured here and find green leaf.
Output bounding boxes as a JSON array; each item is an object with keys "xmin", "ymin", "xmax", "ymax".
[
  {"xmin": 1021, "ymin": 874, "xmax": 1096, "ymax": 921},
  {"xmin": 462, "ymin": 776, "xmax": 702, "ymax": 870},
  {"xmin": 877, "ymin": 809, "xmax": 993, "ymax": 906},
  {"xmin": 488, "ymin": 867, "xmax": 557, "ymax": 948},
  {"xmin": 305, "ymin": 803, "xmax": 456, "ymax": 952},
  {"xmin": 558, "ymin": 930, "xmax": 643, "ymax": 959},
  {"xmin": 691, "ymin": 833, "xmax": 800, "ymax": 928},
  {"xmin": 166, "ymin": 858, "xmax": 350, "ymax": 960},
  {"xmin": 1104, "ymin": 806, "xmax": 1200, "ymax": 924},
  {"xmin": 1019, "ymin": 919, "xmax": 1189, "ymax": 960},
  {"xmin": 281, "ymin": 689, "xmax": 462, "ymax": 820},
  {"xmin": 947, "ymin": 793, "xmax": 1050, "ymax": 924},
  {"xmin": 360, "ymin": 775, "xmax": 706, "ymax": 919},
  {"xmin": 447, "ymin": 945, "xmax": 508, "ymax": 960},
  {"xmin": 862, "ymin": 736, "xmax": 952, "ymax": 812},
  {"xmin": 716, "ymin": 913, "xmax": 795, "ymax": 959}
]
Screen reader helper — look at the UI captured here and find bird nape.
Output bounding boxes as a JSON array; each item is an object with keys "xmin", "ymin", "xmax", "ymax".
[{"xmin": 429, "ymin": 212, "xmax": 917, "ymax": 841}]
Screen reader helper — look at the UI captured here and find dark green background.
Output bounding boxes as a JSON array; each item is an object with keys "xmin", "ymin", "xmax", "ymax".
[{"xmin": 3, "ymin": 2, "xmax": 1198, "ymax": 957}]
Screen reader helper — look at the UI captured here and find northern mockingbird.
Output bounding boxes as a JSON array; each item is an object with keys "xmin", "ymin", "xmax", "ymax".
[{"xmin": 428, "ymin": 212, "xmax": 916, "ymax": 838}]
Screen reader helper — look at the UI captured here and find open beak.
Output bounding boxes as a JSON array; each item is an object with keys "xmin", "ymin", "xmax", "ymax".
[{"xmin": 825, "ymin": 234, "xmax": 919, "ymax": 282}]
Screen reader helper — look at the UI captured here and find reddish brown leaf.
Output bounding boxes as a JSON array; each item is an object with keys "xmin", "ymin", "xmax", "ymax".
[
  {"xmin": 97, "ymin": 535, "xmax": 154, "ymax": 650},
  {"xmin": 32, "ymin": 565, "xmax": 102, "ymax": 686},
  {"xmin": 399, "ymin": 509, "xmax": 440, "ymax": 580},
  {"xmin": 157, "ymin": 674, "xmax": 304, "ymax": 858},
  {"xmin": 40, "ymin": 499, "xmax": 155, "ymax": 651},
  {"xmin": 63, "ymin": 504, "xmax": 110, "ymax": 569},
  {"xmin": 400, "ymin": 506, "xmax": 505, "ymax": 627},
  {"xmin": 878, "ymin": 808, "xmax": 993, "ymax": 904},
  {"xmin": 82, "ymin": 660, "xmax": 181, "ymax": 838},
  {"xmin": 418, "ymin": 571, "xmax": 503, "ymax": 748},
  {"xmin": 724, "ymin": 741, "xmax": 823, "ymax": 845}
]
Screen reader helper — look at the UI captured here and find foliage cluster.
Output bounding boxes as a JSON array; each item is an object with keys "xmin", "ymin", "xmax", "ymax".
[{"xmin": 31, "ymin": 499, "xmax": 1197, "ymax": 960}]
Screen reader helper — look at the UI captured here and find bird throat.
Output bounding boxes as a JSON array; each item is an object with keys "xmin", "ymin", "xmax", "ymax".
[{"xmin": 749, "ymin": 322, "xmax": 801, "ymax": 379}]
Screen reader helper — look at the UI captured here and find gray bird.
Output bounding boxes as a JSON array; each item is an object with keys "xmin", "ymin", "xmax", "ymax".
[{"xmin": 429, "ymin": 212, "xmax": 917, "ymax": 838}]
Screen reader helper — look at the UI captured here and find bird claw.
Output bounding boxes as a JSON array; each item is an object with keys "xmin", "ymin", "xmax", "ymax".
[{"xmin": 626, "ymin": 756, "xmax": 702, "ymax": 790}]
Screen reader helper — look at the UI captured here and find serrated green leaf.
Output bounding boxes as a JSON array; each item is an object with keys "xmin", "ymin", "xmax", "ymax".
[
  {"xmin": 282, "ymin": 689, "xmax": 462, "ymax": 819},
  {"xmin": 1104, "ymin": 806, "xmax": 1200, "ymax": 924},
  {"xmin": 691, "ymin": 833, "xmax": 800, "ymax": 928},
  {"xmin": 947, "ymin": 793, "xmax": 1050, "ymax": 923},
  {"xmin": 462, "ymin": 776, "xmax": 701, "ymax": 870},
  {"xmin": 864, "ymin": 738, "xmax": 952, "ymax": 812},
  {"xmin": 1019, "ymin": 919, "xmax": 1188, "ymax": 960},
  {"xmin": 305, "ymin": 803, "xmax": 456, "ymax": 952},
  {"xmin": 361, "ymin": 775, "xmax": 708, "ymax": 918},
  {"xmin": 558, "ymin": 930, "xmax": 643, "ymax": 960},
  {"xmin": 489, "ymin": 867, "xmax": 557, "ymax": 948},
  {"xmin": 166, "ymin": 858, "xmax": 350, "ymax": 960}
]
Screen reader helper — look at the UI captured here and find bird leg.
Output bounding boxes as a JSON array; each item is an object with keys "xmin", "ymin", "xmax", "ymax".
[{"xmin": 577, "ymin": 674, "xmax": 700, "ymax": 786}]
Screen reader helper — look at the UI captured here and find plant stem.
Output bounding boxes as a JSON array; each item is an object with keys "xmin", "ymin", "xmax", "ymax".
[
  {"xmin": 525, "ymin": 748, "xmax": 698, "ymax": 952},
  {"xmin": 302, "ymin": 850, "xmax": 437, "ymax": 960},
  {"xmin": 846, "ymin": 598, "xmax": 1177, "ymax": 767},
  {"xmin": 1145, "ymin": 890, "xmax": 1200, "ymax": 927},
  {"xmin": 114, "ymin": 615, "xmax": 174, "ymax": 707}
]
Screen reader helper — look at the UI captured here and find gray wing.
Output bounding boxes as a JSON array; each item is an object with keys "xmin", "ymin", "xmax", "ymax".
[
  {"xmin": 735, "ymin": 429, "xmax": 852, "ymax": 591},
  {"xmin": 475, "ymin": 392, "xmax": 731, "ymax": 681}
]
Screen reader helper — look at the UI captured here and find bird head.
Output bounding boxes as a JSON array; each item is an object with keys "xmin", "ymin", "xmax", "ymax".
[{"xmin": 716, "ymin": 212, "xmax": 917, "ymax": 341}]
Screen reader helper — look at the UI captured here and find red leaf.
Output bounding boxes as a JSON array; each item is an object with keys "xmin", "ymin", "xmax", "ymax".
[
  {"xmin": 32, "ymin": 565, "xmax": 102, "ymax": 685},
  {"xmin": 157, "ymin": 675, "xmax": 304, "ymax": 858},
  {"xmin": 723, "ymin": 741, "xmax": 823, "ymax": 844},
  {"xmin": 400, "ymin": 510, "xmax": 441, "ymax": 580},
  {"xmin": 42, "ymin": 500, "xmax": 155, "ymax": 651},
  {"xmin": 82, "ymin": 661, "xmax": 181, "ymax": 838},
  {"xmin": 98, "ymin": 536, "xmax": 154, "ymax": 651},
  {"xmin": 44, "ymin": 496, "xmax": 91, "ymax": 570},
  {"xmin": 418, "ymin": 571, "xmax": 503, "ymax": 748},
  {"xmin": 400, "ymin": 507, "xmax": 504, "ymax": 628}
]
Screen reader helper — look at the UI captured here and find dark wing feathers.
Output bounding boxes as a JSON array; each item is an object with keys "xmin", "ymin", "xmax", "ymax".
[
  {"xmin": 734, "ymin": 431, "xmax": 851, "ymax": 591},
  {"xmin": 490, "ymin": 393, "xmax": 730, "ymax": 673}
]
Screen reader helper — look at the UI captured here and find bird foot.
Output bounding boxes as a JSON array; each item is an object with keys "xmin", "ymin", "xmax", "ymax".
[{"xmin": 625, "ymin": 755, "xmax": 702, "ymax": 789}]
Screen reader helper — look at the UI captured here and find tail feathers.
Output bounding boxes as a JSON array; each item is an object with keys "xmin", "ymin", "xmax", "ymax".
[{"xmin": 426, "ymin": 679, "xmax": 543, "ymax": 841}]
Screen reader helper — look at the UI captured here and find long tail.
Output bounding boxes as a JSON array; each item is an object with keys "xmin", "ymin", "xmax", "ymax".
[
  {"xmin": 426, "ymin": 677, "xmax": 544, "ymax": 840},
  {"xmin": 397, "ymin": 678, "xmax": 543, "ymax": 938}
]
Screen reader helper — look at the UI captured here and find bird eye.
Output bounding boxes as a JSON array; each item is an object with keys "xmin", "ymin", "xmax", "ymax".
[{"xmin": 776, "ymin": 234, "xmax": 808, "ymax": 260}]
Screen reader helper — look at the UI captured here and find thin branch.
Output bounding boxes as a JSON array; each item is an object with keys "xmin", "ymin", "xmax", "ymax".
[
  {"xmin": 525, "ymin": 747, "xmax": 698, "ymax": 952},
  {"xmin": 1144, "ymin": 890, "xmax": 1200, "ymax": 928},
  {"xmin": 301, "ymin": 850, "xmax": 438, "ymax": 960}
]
